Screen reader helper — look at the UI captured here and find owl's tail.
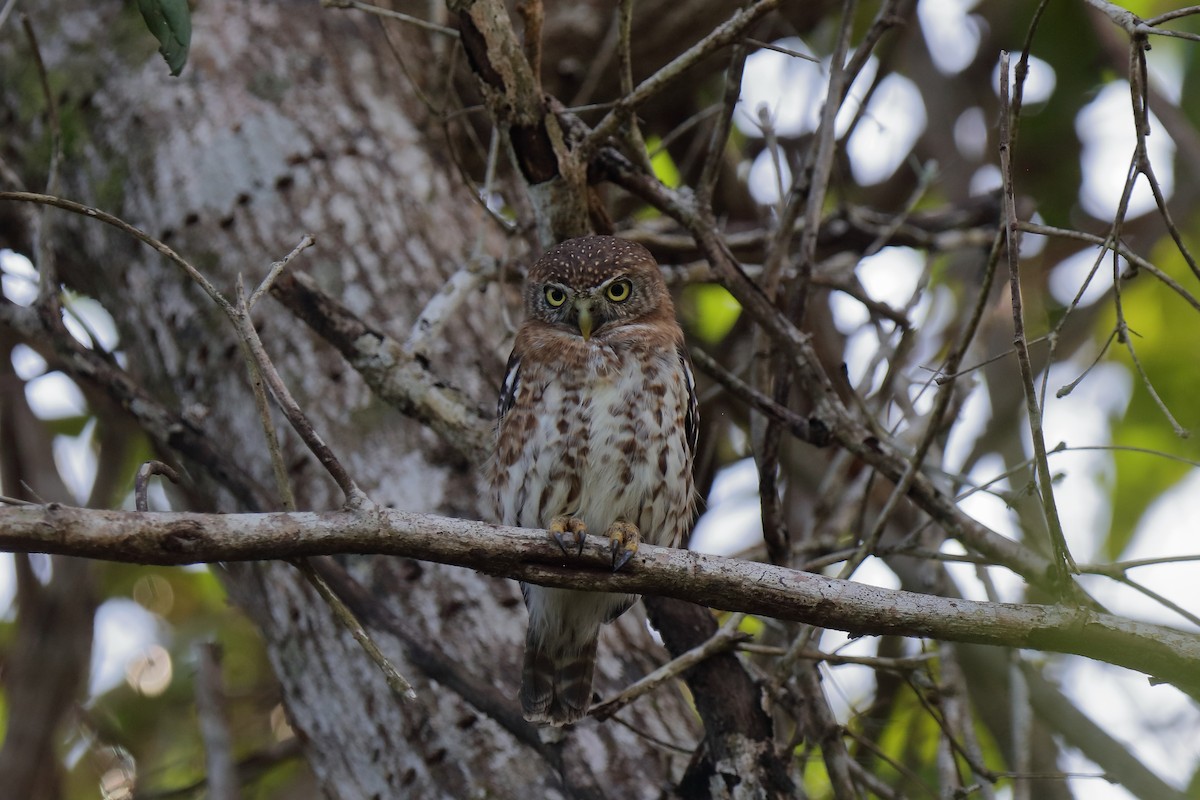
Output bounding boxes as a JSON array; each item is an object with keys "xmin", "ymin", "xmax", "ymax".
[{"xmin": 520, "ymin": 627, "xmax": 598, "ymax": 727}]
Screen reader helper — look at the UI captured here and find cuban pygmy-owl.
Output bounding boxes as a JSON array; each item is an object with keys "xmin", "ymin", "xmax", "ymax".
[{"xmin": 491, "ymin": 235, "xmax": 698, "ymax": 726}]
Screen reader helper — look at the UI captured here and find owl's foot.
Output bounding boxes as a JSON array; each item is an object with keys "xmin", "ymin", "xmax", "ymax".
[
  {"xmin": 607, "ymin": 521, "xmax": 640, "ymax": 572},
  {"xmin": 549, "ymin": 516, "xmax": 588, "ymax": 556}
]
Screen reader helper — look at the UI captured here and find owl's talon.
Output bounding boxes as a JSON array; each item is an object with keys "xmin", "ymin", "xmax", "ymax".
[
  {"xmin": 549, "ymin": 516, "xmax": 587, "ymax": 557},
  {"xmin": 607, "ymin": 521, "xmax": 640, "ymax": 572}
]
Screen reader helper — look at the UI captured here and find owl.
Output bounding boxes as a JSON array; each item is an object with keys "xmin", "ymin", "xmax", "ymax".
[{"xmin": 491, "ymin": 235, "xmax": 698, "ymax": 727}]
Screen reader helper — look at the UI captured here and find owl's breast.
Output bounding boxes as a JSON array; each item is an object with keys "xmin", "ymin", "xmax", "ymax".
[{"xmin": 493, "ymin": 341, "xmax": 693, "ymax": 548}]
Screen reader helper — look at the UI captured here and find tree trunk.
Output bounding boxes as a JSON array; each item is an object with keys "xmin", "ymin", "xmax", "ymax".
[{"xmin": 0, "ymin": 1, "xmax": 702, "ymax": 795}]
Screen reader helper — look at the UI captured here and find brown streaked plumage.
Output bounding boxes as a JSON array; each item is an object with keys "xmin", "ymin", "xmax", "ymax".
[{"xmin": 491, "ymin": 235, "xmax": 698, "ymax": 726}]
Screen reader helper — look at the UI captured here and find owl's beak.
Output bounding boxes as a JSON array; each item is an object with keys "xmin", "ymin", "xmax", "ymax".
[{"xmin": 575, "ymin": 301, "xmax": 594, "ymax": 340}]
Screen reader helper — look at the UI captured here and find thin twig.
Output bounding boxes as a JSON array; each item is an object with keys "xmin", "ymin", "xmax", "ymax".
[
  {"xmin": 937, "ymin": 651, "xmax": 1000, "ymax": 798},
  {"xmin": 320, "ymin": 0, "xmax": 459, "ymax": 37},
  {"xmin": 134, "ymin": 461, "xmax": 181, "ymax": 512},
  {"xmin": 689, "ymin": 347, "xmax": 830, "ymax": 447},
  {"xmin": 998, "ymin": 51, "xmax": 1076, "ymax": 586},
  {"xmin": 1009, "ymin": 0, "xmax": 1053, "ymax": 148},
  {"xmin": 1083, "ymin": 552, "xmax": 1200, "ymax": 572},
  {"xmin": 292, "ymin": 559, "xmax": 418, "ymax": 700},
  {"xmin": 1014, "ymin": 221, "xmax": 1200, "ymax": 313},
  {"xmin": 248, "ymin": 235, "xmax": 315, "ymax": 310},
  {"xmin": 793, "ymin": 0, "xmax": 857, "ymax": 325},
  {"xmin": 1119, "ymin": 327, "xmax": 1189, "ymax": 437},
  {"xmin": 615, "ymin": 0, "xmax": 654, "ymax": 176},
  {"xmin": 1144, "ymin": 5, "xmax": 1200, "ymax": 26},
  {"xmin": 580, "ymin": 0, "xmax": 780, "ymax": 156},
  {"xmin": 20, "ymin": 16, "xmax": 62, "ymax": 314},
  {"xmin": 567, "ymin": 9, "xmax": 621, "ymax": 108},
  {"xmin": 1139, "ymin": 26, "xmax": 1200, "ymax": 41},
  {"xmin": 904, "ymin": 669, "xmax": 1000, "ymax": 787},
  {"xmin": 1109, "ymin": 576, "xmax": 1200, "ymax": 628},
  {"xmin": 235, "ymin": 285, "xmax": 369, "ymax": 508},
  {"xmin": 1056, "ymin": 329, "xmax": 1117, "ymax": 399},
  {"xmin": 0, "ymin": 192, "xmax": 234, "ymax": 315},
  {"xmin": 236, "ymin": 279, "xmax": 297, "ymax": 511},
  {"xmin": 591, "ymin": 613, "xmax": 749, "ymax": 720},
  {"xmin": 925, "ymin": 332, "xmax": 1050, "ymax": 385},
  {"xmin": 738, "ymin": 644, "xmax": 936, "ymax": 672},
  {"xmin": 843, "ymin": 726, "xmax": 938, "ymax": 797},
  {"xmin": 697, "ymin": 44, "xmax": 748, "ymax": 233},
  {"xmin": 744, "ymin": 37, "xmax": 819, "ymax": 62}
]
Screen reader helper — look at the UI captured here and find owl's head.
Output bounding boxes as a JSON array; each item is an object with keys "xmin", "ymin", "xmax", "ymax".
[{"xmin": 524, "ymin": 236, "xmax": 674, "ymax": 340}]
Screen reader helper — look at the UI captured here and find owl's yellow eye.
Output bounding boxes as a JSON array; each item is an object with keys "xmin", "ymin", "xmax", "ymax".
[
  {"xmin": 544, "ymin": 286, "xmax": 567, "ymax": 307},
  {"xmin": 605, "ymin": 279, "xmax": 632, "ymax": 302}
]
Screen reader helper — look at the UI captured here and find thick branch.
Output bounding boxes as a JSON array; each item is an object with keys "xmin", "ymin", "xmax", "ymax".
[
  {"xmin": 2, "ymin": 503, "xmax": 1198, "ymax": 699},
  {"xmin": 270, "ymin": 271, "xmax": 492, "ymax": 462}
]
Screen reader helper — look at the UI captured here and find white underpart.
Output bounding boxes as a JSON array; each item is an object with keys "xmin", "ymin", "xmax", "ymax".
[{"xmin": 497, "ymin": 331, "xmax": 693, "ymax": 652}]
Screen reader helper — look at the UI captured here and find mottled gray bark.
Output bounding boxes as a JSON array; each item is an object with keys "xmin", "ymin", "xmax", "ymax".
[{"xmin": 0, "ymin": 2, "xmax": 700, "ymax": 796}]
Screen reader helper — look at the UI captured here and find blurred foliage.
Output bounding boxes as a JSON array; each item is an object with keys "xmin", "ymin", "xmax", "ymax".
[
  {"xmin": 1104, "ymin": 234, "xmax": 1200, "ymax": 558},
  {"xmin": 1, "ymin": 339, "xmax": 301, "ymax": 796},
  {"xmin": 648, "ymin": 135, "xmax": 682, "ymax": 189},
  {"xmin": 681, "ymin": 284, "xmax": 743, "ymax": 344},
  {"xmin": 58, "ymin": 561, "xmax": 299, "ymax": 798}
]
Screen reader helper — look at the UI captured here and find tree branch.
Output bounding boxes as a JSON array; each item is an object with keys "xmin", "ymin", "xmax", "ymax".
[
  {"xmin": 2, "ymin": 503, "xmax": 1198, "ymax": 699},
  {"xmin": 269, "ymin": 271, "xmax": 492, "ymax": 463}
]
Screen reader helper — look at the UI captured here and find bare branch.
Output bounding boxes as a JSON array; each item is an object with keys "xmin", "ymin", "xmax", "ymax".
[
  {"xmin": 235, "ymin": 284, "xmax": 369, "ymax": 509},
  {"xmin": 0, "ymin": 298, "xmax": 272, "ymax": 511},
  {"xmin": 321, "ymin": 0, "xmax": 460, "ymax": 37},
  {"xmin": 270, "ymin": 270, "xmax": 493, "ymax": 462},
  {"xmin": 248, "ymin": 234, "xmax": 315, "ymax": 311},
  {"xmin": 998, "ymin": 51, "xmax": 1076, "ymax": 586},
  {"xmin": 590, "ymin": 613, "xmax": 749, "ymax": 721},
  {"xmin": 0, "ymin": 191, "xmax": 234, "ymax": 315},
  {"xmin": 292, "ymin": 559, "xmax": 417, "ymax": 699},
  {"xmin": 580, "ymin": 0, "xmax": 780, "ymax": 156},
  {"xmin": 2, "ymin": 503, "xmax": 1199, "ymax": 698}
]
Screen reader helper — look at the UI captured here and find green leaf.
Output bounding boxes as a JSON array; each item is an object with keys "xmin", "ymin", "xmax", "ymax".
[
  {"xmin": 681, "ymin": 284, "xmax": 742, "ymax": 344},
  {"xmin": 646, "ymin": 136, "xmax": 681, "ymax": 189},
  {"xmin": 136, "ymin": 0, "xmax": 192, "ymax": 77}
]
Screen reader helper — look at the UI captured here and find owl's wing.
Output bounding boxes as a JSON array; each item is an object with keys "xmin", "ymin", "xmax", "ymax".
[
  {"xmin": 497, "ymin": 350, "xmax": 521, "ymax": 423},
  {"xmin": 679, "ymin": 344, "xmax": 699, "ymax": 461}
]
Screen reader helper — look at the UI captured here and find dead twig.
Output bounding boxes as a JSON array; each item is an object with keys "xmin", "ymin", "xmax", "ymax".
[
  {"xmin": 321, "ymin": 0, "xmax": 459, "ymax": 37},
  {"xmin": 292, "ymin": 559, "xmax": 417, "ymax": 700},
  {"xmin": 590, "ymin": 613, "xmax": 749, "ymax": 721},
  {"xmin": 134, "ymin": 461, "xmax": 181, "ymax": 512},
  {"xmin": 998, "ymin": 51, "xmax": 1076, "ymax": 587}
]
